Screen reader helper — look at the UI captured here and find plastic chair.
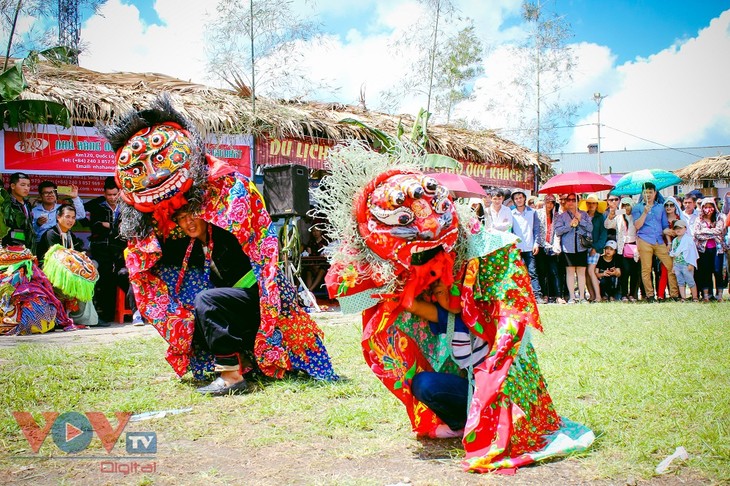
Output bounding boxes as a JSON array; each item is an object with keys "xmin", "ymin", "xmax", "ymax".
[{"xmin": 114, "ymin": 286, "xmax": 133, "ymax": 323}]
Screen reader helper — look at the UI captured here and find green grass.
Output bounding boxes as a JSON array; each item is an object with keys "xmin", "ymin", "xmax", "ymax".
[{"xmin": 0, "ymin": 303, "xmax": 728, "ymax": 483}]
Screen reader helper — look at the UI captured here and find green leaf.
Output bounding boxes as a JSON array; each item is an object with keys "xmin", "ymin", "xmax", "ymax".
[
  {"xmin": 339, "ymin": 117, "xmax": 396, "ymax": 153},
  {"xmin": 422, "ymin": 153, "xmax": 461, "ymax": 170},
  {"xmin": 0, "ymin": 62, "xmax": 26, "ymax": 101},
  {"xmin": 0, "ymin": 99, "xmax": 71, "ymax": 128},
  {"xmin": 38, "ymin": 46, "xmax": 77, "ymax": 65}
]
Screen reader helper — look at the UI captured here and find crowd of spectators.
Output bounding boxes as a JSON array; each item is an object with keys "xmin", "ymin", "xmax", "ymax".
[
  {"xmin": 0, "ymin": 173, "xmax": 141, "ymax": 328},
  {"xmin": 476, "ymin": 185, "xmax": 729, "ymax": 303}
]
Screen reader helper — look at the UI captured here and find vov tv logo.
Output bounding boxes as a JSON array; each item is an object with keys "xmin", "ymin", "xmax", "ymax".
[{"xmin": 12, "ymin": 411, "xmax": 156, "ymax": 455}]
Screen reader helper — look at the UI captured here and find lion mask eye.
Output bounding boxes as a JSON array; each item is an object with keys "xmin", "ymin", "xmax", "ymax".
[{"xmin": 370, "ymin": 206, "xmax": 415, "ymax": 226}]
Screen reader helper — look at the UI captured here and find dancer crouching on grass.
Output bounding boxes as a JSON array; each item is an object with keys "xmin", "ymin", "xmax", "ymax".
[{"xmin": 164, "ymin": 208, "xmax": 260, "ymax": 395}]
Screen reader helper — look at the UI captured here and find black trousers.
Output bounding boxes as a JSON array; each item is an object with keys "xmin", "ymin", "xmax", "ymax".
[
  {"xmin": 193, "ymin": 287, "xmax": 261, "ymax": 367},
  {"xmin": 90, "ymin": 243, "xmax": 126, "ymax": 321}
]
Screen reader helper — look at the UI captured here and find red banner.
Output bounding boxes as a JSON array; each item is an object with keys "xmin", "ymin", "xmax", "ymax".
[
  {"xmin": 457, "ymin": 160, "xmax": 535, "ymax": 190},
  {"xmin": 255, "ymin": 136, "xmax": 334, "ymax": 170},
  {"xmin": 1, "ymin": 126, "xmax": 253, "ymax": 177}
]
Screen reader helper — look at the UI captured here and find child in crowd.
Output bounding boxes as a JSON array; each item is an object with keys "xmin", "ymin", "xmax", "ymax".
[
  {"xmin": 668, "ymin": 219, "xmax": 699, "ymax": 301},
  {"xmin": 595, "ymin": 240, "xmax": 622, "ymax": 301}
]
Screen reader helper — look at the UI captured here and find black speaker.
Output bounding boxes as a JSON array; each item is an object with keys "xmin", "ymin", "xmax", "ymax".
[{"xmin": 263, "ymin": 164, "xmax": 310, "ymax": 218}]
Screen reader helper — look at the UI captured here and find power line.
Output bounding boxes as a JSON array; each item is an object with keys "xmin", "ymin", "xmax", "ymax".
[{"xmin": 601, "ymin": 124, "xmax": 707, "ymax": 158}]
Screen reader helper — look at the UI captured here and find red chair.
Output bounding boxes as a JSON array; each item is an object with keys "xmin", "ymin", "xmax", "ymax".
[{"xmin": 115, "ymin": 286, "xmax": 133, "ymax": 323}]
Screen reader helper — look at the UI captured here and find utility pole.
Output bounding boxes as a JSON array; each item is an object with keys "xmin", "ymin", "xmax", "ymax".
[{"xmin": 593, "ymin": 92, "xmax": 606, "ymax": 174}]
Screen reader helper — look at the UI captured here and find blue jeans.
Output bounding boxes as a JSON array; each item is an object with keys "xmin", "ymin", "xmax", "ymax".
[
  {"xmin": 411, "ymin": 371, "xmax": 468, "ymax": 431},
  {"xmin": 520, "ymin": 251, "xmax": 542, "ymax": 299}
]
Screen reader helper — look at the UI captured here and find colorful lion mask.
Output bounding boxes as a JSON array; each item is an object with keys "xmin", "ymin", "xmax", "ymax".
[{"xmin": 355, "ymin": 169, "xmax": 459, "ymax": 271}]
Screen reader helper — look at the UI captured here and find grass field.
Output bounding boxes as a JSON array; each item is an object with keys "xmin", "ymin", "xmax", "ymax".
[{"xmin": 0, "ymin": 302, "xmax": 728, "ymax": 485}]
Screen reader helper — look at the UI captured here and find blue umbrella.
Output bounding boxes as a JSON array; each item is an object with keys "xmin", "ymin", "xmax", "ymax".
[{"xmin": 610, "ymin": 169, "xmax": 682, "ymax": 196}]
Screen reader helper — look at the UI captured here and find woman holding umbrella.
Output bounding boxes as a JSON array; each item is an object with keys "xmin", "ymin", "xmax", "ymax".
[{"xmin": 553, "ymin": 194, "xmax": 593, "ymax": 303}]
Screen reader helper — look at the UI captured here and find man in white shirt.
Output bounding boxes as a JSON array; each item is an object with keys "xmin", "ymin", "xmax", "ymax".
[
  {"xmin": 681, "ymin": 195, "xmax": 698, "ymax": 237},
  {"xmin": 488, "ymin": 188, "xmax": 513, "ymax": 232},
  {"xmin": 511, "ymin": 190, "xmax": 543, "ymax": 303}
]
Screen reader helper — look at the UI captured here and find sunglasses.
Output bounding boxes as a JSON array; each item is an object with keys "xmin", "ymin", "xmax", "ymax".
[{"xmin": 608, "ymin": 197, "xmax": 619, "ymax": 202}]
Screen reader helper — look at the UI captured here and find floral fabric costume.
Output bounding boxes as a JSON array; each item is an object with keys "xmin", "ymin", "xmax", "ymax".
[
  {"xmin": 100, "ymin": 96, "xmax": 337, "ymax": 381},
  {"xmin": 318, "ymin": 143, "xmax": 593, "ymax": 473},
  {"xmin": 0, "ymin": 246, "xmax": 73, "ymax": 335}
]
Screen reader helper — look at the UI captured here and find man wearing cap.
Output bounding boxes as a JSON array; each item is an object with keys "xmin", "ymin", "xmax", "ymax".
[
  {"xmin": 632, "ymin": 182, "xmax": 679, "ymax": 301},
  {"xmin": 512, "ymin": 190, "xmax": 543, "ymax": 303}
]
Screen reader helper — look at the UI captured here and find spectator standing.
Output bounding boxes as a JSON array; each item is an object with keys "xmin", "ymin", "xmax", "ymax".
[
  {"xmin": 606, "ymin": 197, "xmax": 641, "ymax": 301},
  {"xmin": 668, "ymin": 219, "xmax": 699, "ymax": 302},
  {"xmin": 536, "ymin": 195, "xmax": 565, "ymax": 303},
  {"xmin": 579, "ymin": 194, "xmax": 608, "ymax": 302},
  {"xmin": 681, "ymin": 195, "xmax": 698, "ymax": 237},
  {"xmin": 632, "ymin": 183, "xmax": 679, "ymax": 301},
  {"xmin": 656, "ymin": 196, "xmax": 685, "ymax": 299},
  {"xmin": 32, "ymin": 182, "xmax": 86, "ymax": 241},
  {"xmin": 86, "ymin": 177, "xmax": 126, "ymax": 322},
  {"xmin": 0, "ymin": 172, "xmax": 35, "ymax": 253},
  {"xmin": 595, "ymin": 240, "xmax": 622, "ymax": 301},
  {"xmin": 488, "ymin": 189, "xmax": 513, "ymax": 232},
  {"xmin": 693, "ymin": 198, "xmax": 725, "ymax": 302},
  {"xmin": 604, "ymin": 194, "xmax": 620, "ymax": 241},
  {"xmin": 511, "ymin": 190, "xmax": 543, "ymax": 303},
  {"xmin": 553, "ymin": 193, "xmax": 593, "ymax": 303}
]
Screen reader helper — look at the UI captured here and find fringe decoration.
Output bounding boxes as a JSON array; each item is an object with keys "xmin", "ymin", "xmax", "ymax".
[{"xmin": 42, "ymin": 245, "xmax": 97, "ymax": 302}]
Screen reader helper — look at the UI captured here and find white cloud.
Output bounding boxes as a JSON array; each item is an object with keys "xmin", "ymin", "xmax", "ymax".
[
  {"xmin": 567, "ymin": 9, "xmax": 730, "ymax": 152},
  {"xmin": 79, "ymin": 0, "xmax": 217, "ymax": 84}
]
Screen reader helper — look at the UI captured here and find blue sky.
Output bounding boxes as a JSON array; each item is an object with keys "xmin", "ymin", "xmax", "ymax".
[{"xmin": 16, "ymin": 0, "xmax": 730, "ymax": 155}]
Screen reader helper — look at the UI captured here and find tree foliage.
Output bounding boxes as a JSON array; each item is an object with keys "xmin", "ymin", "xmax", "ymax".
[
  {"xmin": 1, "ymin": 0, "xmax": 106, "ymax": 67},
  {"xmin": 433, "ymin": 22, "xmax": 483, "ymax": 123},
  {"xmin": 1, "ymin": 46, "xmax": 72, "ymax": 128},
  {"xmin": 206, "ymin": 0, "xmax": 323, "ymax": 101},
  {"xmin": 381, "ymin": 0, "xmax": 483, "ymax": 125},
  {"xmin": 513, "ymin": 0, "xmax": 577, "ymax": 156}
]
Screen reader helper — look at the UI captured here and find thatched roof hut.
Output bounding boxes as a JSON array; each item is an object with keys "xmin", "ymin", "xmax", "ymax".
[
  {"xmin": 675, "ymin": 155, "xmax": 730, "ymax": 183},
  {"xmin": 16, "ymin": 60, "xmax": 548, "ymax": 171}
]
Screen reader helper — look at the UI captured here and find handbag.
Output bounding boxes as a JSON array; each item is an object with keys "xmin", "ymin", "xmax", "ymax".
[
  {"xmin": 579, "ymin": 232, "xmax": 593, "ymax": 249},
  {"xmin": 623, "ymin": 243, "xmax": 637, "ymax": 259}
]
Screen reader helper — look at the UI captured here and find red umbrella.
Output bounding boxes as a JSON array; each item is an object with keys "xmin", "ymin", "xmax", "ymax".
[
  {"xmin": 538, "ymin": 171, "xmax": 614, "ymax": 194},
  {"xmin": 429, "ymin": 172, "xmax": 487, "ymax": 198}
]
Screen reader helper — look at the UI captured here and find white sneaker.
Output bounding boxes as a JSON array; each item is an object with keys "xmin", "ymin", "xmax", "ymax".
[{"xmin": 132, "ymin": 311, "xmax": 144, "ymax": 326}]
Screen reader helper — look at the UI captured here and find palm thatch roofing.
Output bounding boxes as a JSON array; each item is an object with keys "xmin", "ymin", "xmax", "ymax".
[
  {"xmin": 675, "ymin": 155, "xmax": 730, "ymax": 182},
  {"xmin": 16, "ymin": 60, "xmax": 548, "ymax": 170}
]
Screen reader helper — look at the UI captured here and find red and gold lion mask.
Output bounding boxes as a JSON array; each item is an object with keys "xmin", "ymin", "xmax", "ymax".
[
  {"xmin": 115, "ymin": 122, "xmax": 194, "ymax": 213},
  {"xmin": 355, "ymin": 170, "xmax": 459, "ymax": 271}
]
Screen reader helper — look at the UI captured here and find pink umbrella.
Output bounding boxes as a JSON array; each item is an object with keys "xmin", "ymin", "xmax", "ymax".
[
  {"xmin": 538, "ymin": 171, "xmax": 614, "ymax": 195},
  {"xmin": 604, "ymin": 173, "xmax": 624, "ymax": 186},
  {"xmin": 429, "ymin": 172, "xmax": 487, "ymax": 198}
]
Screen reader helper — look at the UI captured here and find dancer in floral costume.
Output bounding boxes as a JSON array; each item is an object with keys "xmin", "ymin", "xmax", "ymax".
[
  {"xmin": 318, "ymin": 142, "xmax": 593, "ymax": 473},
  {"xmin": 99, "ymin": 96, "xmax": 337, "ymax": 390}
]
